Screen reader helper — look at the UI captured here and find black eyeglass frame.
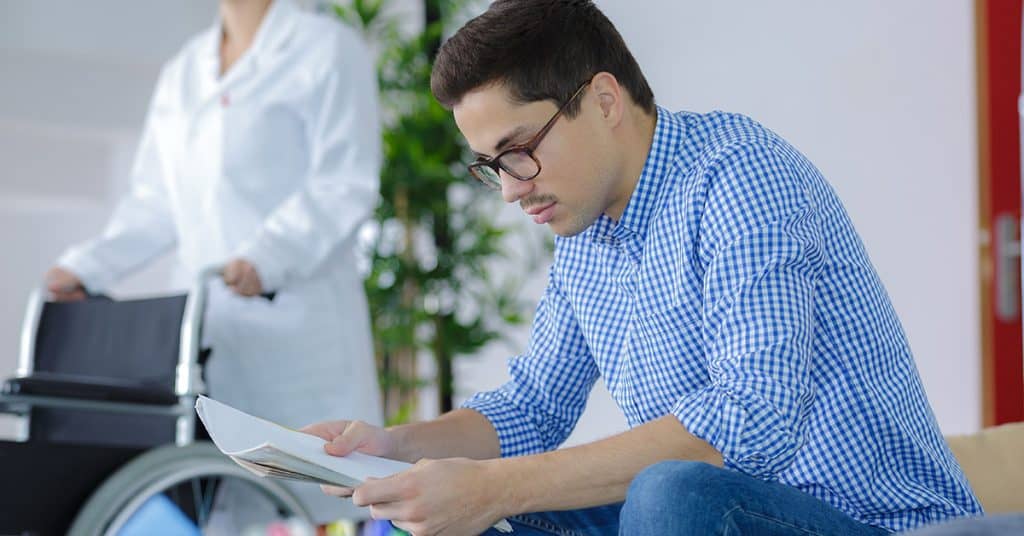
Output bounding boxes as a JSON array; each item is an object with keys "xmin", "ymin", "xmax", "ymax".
[{"xmin": 467, "ymin": 80, "xmax": 591, "ymax": 189}]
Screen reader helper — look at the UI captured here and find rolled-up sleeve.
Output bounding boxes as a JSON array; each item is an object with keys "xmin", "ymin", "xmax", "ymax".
[
  {"xmin": 674, "ymin": 139, "xmax": 823, "ymax": 479},
  {"xmin": 463, "ymin": 268, "xmax": 599, "ymax": 457}
]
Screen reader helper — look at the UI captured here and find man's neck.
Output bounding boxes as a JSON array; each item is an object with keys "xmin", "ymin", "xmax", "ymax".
[
  {"xmin": 605, "ymin": 108, "xmax": 658, "ymax": 222},
  {"xmin": 220, "ymin": 0, "xmax": 273, "ymax": 57}
]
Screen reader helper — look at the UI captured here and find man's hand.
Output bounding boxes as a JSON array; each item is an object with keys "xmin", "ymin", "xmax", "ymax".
[
  {"xmin": 222, "ymin": 258, "xmax": 263, "ymax": 297},
  {"xmin": 45, "ymin": 266, "xmax": 86, "ymax": 302},
  {"xmin": 300, "ymin": 419, "xmax": 399, "ymax": 498},
  {"xmin": 353, "ymin": 457, "xmax": 507, "ymax": 536}
]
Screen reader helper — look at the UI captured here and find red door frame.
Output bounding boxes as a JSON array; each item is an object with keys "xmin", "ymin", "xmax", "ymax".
[{"xmin": 977, "ymin": 0, "xmax": 1024, "ymax": 426}]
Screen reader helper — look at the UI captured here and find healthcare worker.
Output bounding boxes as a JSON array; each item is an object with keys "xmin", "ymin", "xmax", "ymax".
[{"xmin": 44, "ymin": 0, "xmax": 383, "ymax": 526}]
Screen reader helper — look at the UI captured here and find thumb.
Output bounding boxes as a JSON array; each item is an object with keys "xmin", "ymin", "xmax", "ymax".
[
  {"xmin": 325, "ymin": 434, "xmax": 361, "ymax": 457},
  {"xmin": 46, "ymin": 278, "xmax": 66, "ymax": 293},
  {"xmin": 222, "ymin": 263, "xmax": 239, "ymax": 284}
]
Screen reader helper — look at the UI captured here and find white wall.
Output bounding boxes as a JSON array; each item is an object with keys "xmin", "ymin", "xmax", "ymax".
[{"xmin": 456, "ymin": 0, "xmax": 981, "ymax": 441}]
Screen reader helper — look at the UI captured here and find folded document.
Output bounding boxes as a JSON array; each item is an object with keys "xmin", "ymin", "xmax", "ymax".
[{"xmin": 195, "ymin": 396, "xmax": 513, "ymax": 532}]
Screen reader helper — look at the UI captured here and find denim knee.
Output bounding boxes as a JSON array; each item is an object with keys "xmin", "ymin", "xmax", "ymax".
[{"xmin": 620, "ymin": 461, "xmax": 732, "ymax": 534}]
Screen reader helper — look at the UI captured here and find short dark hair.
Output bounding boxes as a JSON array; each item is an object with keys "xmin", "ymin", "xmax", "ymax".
[{"xmin": 431, "ymin": 0, "xmax": 655, "ymax": 118}]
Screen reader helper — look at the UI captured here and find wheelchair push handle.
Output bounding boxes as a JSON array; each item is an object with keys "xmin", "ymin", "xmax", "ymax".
[
  {"xmin": 177, "ymin": 264, "xmax": 231, "ymax": 398},
  {"xmin": 177, "ymin": 263, "xmax": 275, "ymax": 396},
  {"xmin": 199, "ymin": 264, "xmax": 226, "ymax": 284}
]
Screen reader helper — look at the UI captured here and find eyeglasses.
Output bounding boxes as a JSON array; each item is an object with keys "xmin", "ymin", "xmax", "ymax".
[{"xmin": 467, "ymin": 80, "xmax": 591, "ymax": 190}]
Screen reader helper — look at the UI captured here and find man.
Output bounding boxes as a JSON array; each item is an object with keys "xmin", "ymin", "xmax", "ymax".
[{"xmin": 303, "ymin": 1, "xmax": 982, "ymax": 534}]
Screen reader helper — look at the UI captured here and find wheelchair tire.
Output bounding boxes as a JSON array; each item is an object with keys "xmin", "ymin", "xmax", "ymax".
[{"xmin": 67, "ymin": 441, "xmax": 311, "ymax": 536}]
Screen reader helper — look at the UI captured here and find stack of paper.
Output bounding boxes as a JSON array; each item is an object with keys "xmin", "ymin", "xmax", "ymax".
[
  {"xmin": 196, "ymin": 396, "xmax": 412, "ymax": 487},
  {"xmin": 195, "ymin": 396, "xmax": 513, "ymax": 532}
]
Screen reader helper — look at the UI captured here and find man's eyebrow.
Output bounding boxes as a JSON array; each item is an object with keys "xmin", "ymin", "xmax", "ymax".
[
  {"xmin": 493, "ymin": 125, "xmax": 534, "ymax": 153},
  {"xmin": 471, "ymin": 124, "xmax": 537, "ymax": 159}
]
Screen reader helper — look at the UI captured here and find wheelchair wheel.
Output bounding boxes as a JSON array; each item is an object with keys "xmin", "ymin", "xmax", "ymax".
[{"xmin": 68, "ymin": 441, "xmax": 312, "ymax": 535}]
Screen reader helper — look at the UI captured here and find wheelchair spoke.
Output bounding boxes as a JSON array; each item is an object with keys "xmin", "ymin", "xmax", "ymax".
[
  {"xmin": 191, "ymin": 477, "xmax": 206, "ymax": 527},
  {"xmin": 200, "ymin": 476, "xmax": 218, "ymax": 523}
]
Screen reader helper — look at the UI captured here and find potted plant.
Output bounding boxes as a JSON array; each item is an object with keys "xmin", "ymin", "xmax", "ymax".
[{"xmin": 333, "ymin": 0, "xmax": 542, "ymax": 423}]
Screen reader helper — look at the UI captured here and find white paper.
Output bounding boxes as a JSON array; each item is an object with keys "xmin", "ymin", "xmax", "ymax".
[
  {"xmin": 195, "ymin": 396, "xmax": 513, "ymax": 532},
  {"xmin": 196, "ymin": 395, "xmax": 412, "ymax": 484}
]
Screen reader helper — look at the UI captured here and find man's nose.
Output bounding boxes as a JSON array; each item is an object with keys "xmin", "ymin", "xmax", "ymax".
[{"xmin": 500, "ymin": 171, "xmax": 534, "ymax": 203}]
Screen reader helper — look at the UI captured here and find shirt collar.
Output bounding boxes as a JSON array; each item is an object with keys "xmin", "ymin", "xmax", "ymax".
[
  {"xmin": 201, "ymin": 0, "xmax": 298, "ymax": 71},
  {"xmin": 588, "ymin": 106, "xmax": 686, "ymax": 247}
]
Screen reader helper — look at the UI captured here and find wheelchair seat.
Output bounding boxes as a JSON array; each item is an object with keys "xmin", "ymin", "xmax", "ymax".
[{"xmin": 3, "ymin": 370, "xmax": 178, "ymax": 406}]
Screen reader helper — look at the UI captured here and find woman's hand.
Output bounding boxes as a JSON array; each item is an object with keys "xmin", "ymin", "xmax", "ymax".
[
  {"xmin": 222, "ymin": 258, "xmax": 264, "ymax": 296},
  {"xmin": 45, "ymin": 266, "xmax": 86, "ymax": 301}
]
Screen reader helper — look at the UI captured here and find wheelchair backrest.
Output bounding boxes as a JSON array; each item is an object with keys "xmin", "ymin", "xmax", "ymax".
[
  {"xmin": 28, "ymin": 294, "xmax": 189, "ymax": 448},
  {"xmin": 34, "ymin": 294, "xmax": 186, "ymax": 384}
]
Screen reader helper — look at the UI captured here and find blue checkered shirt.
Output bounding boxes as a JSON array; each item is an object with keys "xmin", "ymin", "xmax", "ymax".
[{"xmin": 463, "ymin": 107, "xmax": 982, "ymax": 531}]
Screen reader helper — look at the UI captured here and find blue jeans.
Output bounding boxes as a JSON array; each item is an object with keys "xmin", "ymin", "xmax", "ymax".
[{"xmin": 481, "ymin": 461, "xmax": 890, "ymax": 535}]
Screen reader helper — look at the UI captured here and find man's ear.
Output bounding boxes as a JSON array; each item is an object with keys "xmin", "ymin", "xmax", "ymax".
[{"xmin": 590, "ymin": 72, "xmax": 624, "ymax": 125}]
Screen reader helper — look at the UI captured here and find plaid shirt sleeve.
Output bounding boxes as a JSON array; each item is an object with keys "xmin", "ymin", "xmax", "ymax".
[
  {"xmin": 673, "ymin": 139, "xmax": 824, "ymax": 479},
  {"xmin": 462, "ymin": 267, "xmax": 601, "ymax": 457}
]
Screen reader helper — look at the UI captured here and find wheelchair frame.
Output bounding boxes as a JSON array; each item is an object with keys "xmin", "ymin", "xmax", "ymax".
[{"xmin": 0, "ymin": 267, "xmax": 314, "ymax": 535}]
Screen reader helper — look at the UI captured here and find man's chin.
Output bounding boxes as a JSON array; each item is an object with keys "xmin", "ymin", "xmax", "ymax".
[{"xmin": 548, "ymin": 216, "xmax": 589, "ymax": 238}]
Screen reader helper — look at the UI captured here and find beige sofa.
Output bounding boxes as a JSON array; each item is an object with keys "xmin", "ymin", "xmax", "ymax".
[{"xmin": 945, "ymin": 421, "xmax": 1024, "ymax": 513}]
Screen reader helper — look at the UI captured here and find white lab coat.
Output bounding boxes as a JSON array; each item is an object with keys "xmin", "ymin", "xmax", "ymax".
[{"xmin": 58, "ymin": 0, "xmax": 382, "ymax": 522}]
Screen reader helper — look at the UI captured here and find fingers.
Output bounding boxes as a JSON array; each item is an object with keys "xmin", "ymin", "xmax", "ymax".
[
  {"xmin": 222, "ymin": 259, "xmax": 263, "ymax": 297},
  {"xmin": 369, "ymin": 501, "xmax": 411, "ymax": 522},
  {"xmin": 299, "ymin": 420, "xmax": 350, "ymax": 441},
  {"xmin": 352, "ymin": 476, "xmax": 407, "ymax": 506},
  {"xmin": 221, "ymin": 261, "xmax": 240, "ymax": 285},
  {"xmin": 45, "ymin": 267, "xmax": 85, "ymax": 301},
  {"xmin": 320, "ymin": 484, "xmax": 354, "ymax": 497},
  {"xmin": 325, "ymin": 436, "xmax": 355, "ymax": 457},
  {"xmin": 51, "ymin": 289, "xmax": 87, "ymax": 302},
  {"xmin": 324, "ymin": 420, "xmax": 384, "ymax": 457},
  {"xmin": 48, "ymin": 283, "xmax": 86, "ymax": 301},
  {"xmin": 221, "ymin": 260, "xmax": 248, "ymax": 291}
]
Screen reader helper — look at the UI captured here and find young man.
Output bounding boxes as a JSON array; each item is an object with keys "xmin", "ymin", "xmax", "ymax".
[{"xmin": 304, "ymin": 1, "xmax": 982, "ymax": 534}]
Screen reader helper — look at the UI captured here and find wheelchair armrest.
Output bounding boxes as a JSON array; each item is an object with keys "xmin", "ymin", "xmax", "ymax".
[{"xmin": 2, "ymin": 372, "xmax": 178, "ymax": 406}]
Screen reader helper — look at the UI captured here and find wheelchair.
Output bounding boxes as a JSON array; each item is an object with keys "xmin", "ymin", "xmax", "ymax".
[{"xmin": 0, "ymin": 268, "xmax": 312, "ymax": 536}]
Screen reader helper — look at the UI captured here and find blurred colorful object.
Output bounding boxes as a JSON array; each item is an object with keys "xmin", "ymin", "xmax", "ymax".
[
  {"xmin": 116, "ymin": 494, "xmax": 200, "ymax": 536},
  {"xmin": 358, "ymin": 519, "xmax": 408, "ymax": 536}
]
